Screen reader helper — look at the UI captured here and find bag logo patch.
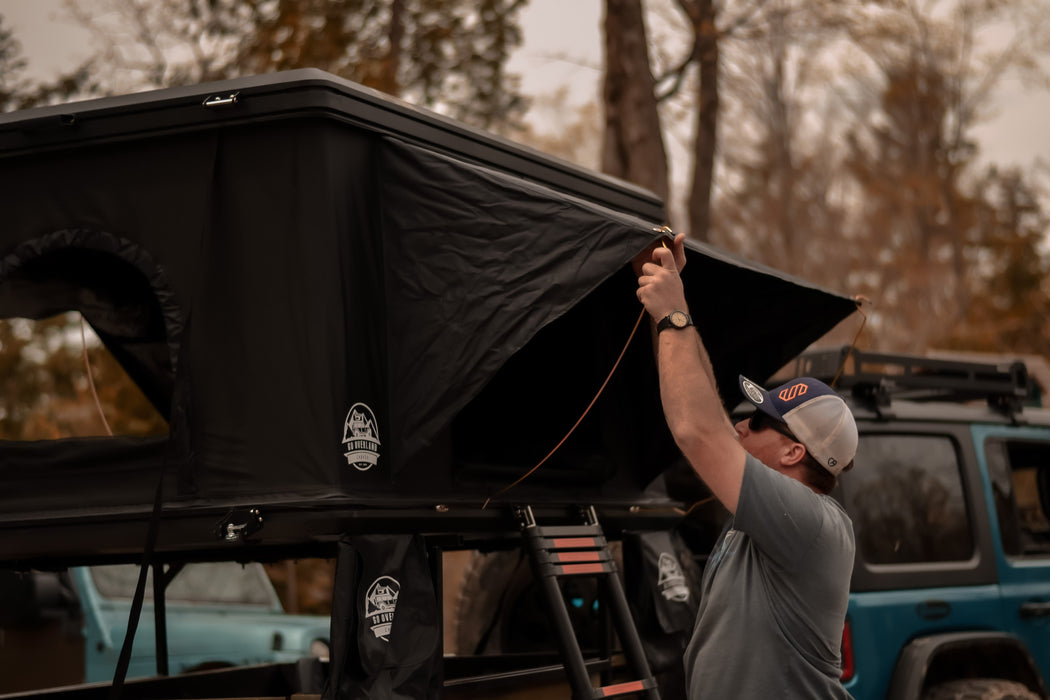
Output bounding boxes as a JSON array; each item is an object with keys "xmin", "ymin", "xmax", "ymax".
[
  {"xmin": 657, "ymin": 552, "xmax": 689, "ymax": 602},
  {"xmin": 365, "ymin": 575, "xmax": 400, "ymax": 642},
  {"xmin": 342, "ymin": 403, "xmax": 381, "ymax": 471},
  {"xmin": 778, "ymin": 383, "xmax": 808, "ymax": 402}
]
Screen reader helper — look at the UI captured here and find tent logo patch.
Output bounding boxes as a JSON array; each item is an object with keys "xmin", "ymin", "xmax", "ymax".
[
  {"xmin": 342, "ymin": 403, "xmax": 381, "ymax": 471},
  {"xmin": 365, "ymin": 575, "xmax": 400, "ymax": 641},
  {"xmin": 657, "ymin": 552, "xmax": 689, "ymax": 602}
]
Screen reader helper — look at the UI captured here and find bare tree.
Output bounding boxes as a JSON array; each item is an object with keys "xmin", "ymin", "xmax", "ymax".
[{"xmin": 601, "ymin": 0, "xmax": 670, "ymax": 206}]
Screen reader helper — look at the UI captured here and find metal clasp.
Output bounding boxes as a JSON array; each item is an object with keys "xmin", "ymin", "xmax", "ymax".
[{"xmin": 202, "ymin": 92, "xmax": 239, "ymax": 108}]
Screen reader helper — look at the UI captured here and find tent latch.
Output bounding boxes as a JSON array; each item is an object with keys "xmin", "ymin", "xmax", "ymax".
[{"xmin": 216, "ymin": 507, "xmax": 263, "ymax": 542}]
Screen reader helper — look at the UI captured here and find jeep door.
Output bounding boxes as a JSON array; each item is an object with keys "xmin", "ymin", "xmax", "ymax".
[
  {"xmin": 976, "ymin": 426, "xmax": 1050, "ymax": 680},
  {"xmin": 838, "ymin": 425, "xmax": 1000, "ymax": 700}
]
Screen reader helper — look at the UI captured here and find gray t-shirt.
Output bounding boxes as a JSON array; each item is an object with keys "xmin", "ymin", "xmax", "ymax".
[{"xmin": 684, "ymin": 454, "xmax": 855, "ymax": 699}]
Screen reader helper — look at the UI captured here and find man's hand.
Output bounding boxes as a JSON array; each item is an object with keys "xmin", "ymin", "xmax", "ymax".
[
  {"xmin": 631, "ymin": 231, "xmax": 687, "ymax": 278},
  {"xmin": 636, "ymin": 237, "xmax": 689, "ymax": 321}
]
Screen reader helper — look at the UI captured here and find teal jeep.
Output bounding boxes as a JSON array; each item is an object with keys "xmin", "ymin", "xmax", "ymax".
[{"xmin": 802, "ymin": 349, "xmax": 1050, "ymax": 700}]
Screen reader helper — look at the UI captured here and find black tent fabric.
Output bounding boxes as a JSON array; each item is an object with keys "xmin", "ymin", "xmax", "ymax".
[{"xmin": 0, "ymin": 71, "xmax": 858, "ymax": 565}]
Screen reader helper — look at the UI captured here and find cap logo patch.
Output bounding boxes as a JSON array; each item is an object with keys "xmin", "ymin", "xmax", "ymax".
[
  {"xmin": 778, "ymin": 383, "xmax": 809, "ymax": 402},
  {"xmin": 741, "ymin": 379, "xmax": 765, "ymax": 404}
]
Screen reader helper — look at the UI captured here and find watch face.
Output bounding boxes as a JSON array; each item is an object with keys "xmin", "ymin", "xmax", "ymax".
[{"xmin": 670, "ymin": 310, "xmax": 689, "ymax": 328}]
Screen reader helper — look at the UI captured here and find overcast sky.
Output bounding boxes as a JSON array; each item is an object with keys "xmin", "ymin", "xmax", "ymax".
[{"xmin": 1, "ymin": 0, "xmax": 1046, "ymax": 174}]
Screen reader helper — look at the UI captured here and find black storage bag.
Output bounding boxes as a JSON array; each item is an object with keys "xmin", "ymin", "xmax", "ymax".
[
  {"xmin": 323, "ymin": 534, "xmax": 441, "ymax": 700},
  {"xmin": 623, "ymin": 530, "xmax": 702, "ymax": 699}
]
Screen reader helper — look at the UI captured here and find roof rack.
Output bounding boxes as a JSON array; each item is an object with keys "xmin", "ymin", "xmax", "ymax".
[{"xmin": 795, "ymin": 346, "xmax": 1031, "ymax": 415}]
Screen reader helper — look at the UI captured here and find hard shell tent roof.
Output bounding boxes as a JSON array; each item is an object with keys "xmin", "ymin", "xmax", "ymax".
[{"xmin": 0, "ymin": 70, "xmax": 857, "ymax": 567}]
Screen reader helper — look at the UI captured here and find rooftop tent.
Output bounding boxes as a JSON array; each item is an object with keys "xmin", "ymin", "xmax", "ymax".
[{"xmin": 0, "ymin": 70, "xmax": 857, "ymax": 566}]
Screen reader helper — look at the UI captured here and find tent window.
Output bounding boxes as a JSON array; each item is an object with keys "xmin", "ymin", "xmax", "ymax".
[{"xmin": 0, "ymin": 312, "xmax": 168, "ymax": 440}]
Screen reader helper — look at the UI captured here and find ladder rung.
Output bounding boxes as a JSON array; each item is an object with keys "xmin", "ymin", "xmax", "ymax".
[
  {"xmin": 537, "ymin": 549, "xmax": 611, "ymax": 564},
  {"xmin": 551, "ymin": 561, "xmax": 615, "ymax": 576},
  {"xmin": 594, "ymin": 679, "xmax": 656, "ymax": 697},
  {"xmin": 552, "ymin": 551, "xmax": 603, "ymax": 563},
  {"xmin": 550, "ymin": 535, "xmax": 603, "ymax": 549},
  {"xmin": 532, "ymin": 549, "xmax": 615, "ymax": 577},
  {"xmin": 532, "ymin": 524, "xmax": 603, "ymax": 538}
]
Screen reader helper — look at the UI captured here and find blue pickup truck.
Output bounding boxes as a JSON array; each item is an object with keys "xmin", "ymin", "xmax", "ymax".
[
  {"xmin": 75, "ymin": 561, "xmax": 331, "ymax": 682},
  {"xmin": 0, "ymin": 561, "xmax": 330, "ymax": 691}
]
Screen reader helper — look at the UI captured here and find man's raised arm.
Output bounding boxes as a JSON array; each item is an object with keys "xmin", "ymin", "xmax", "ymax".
[{"xmin": 635, "ymin": 236, "xmax": 746, "ymax": 513}]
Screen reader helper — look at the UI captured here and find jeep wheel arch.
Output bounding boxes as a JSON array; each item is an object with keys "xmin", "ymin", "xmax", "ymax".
[
  {"xmin": 923, "ymin": 678, "xmax": 1040, "ymax": 700},
  {"xmin": 887, "ymin": 632, "xmax": 1045, "ymax": 700}
]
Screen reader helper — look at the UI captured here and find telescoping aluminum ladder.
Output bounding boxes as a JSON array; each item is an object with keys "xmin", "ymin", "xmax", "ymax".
[{"xmin": 517, "ymin": 505, "xmax": 661, "ymax": 700}]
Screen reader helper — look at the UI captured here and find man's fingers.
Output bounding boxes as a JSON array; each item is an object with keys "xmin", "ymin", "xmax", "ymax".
[
  {"xmin": 673, "ymin": 232, "xmax": 687, "ymax": 271},
  {"xmin": 652, "ymin": 246, "xmax": 678, "ymax": 271}
]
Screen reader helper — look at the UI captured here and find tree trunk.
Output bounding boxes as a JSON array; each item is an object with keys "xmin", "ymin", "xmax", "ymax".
[
  {"xmin": 768, "ymin": 7, "xmax": 794, "ymax": 266},
  {"xmin": 601, "ymin": 0, "xmax": 670, "ymax": 208},
  {"xmin": 686, "ymin": 0, "xmax": 718, "ymax": 242},
  {"xmin": 378, "ymin": 0, "xmax": 405, "ymax": 96}
]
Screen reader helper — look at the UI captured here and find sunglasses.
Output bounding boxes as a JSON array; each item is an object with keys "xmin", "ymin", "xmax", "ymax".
[{"xmin": 748, "ymin": 411, "xmax": 799, "ymax": 442}]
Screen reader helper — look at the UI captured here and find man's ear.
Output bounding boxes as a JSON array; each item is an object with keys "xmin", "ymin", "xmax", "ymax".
[{"xmin": 781, "ymin": 441, "xmax": 808, "ymax": 467}]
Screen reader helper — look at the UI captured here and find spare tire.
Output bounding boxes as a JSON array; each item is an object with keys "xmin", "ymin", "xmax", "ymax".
[{"xmin": 451, "ymin": 544, "xmax": 621, "ymax": 656}]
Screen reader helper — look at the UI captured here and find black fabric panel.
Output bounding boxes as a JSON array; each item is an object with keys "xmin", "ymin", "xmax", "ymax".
[
  {"xmin": 0, "ymin": 132, "xmax": 216, "ymax": 300},
  {"xmin": 447, "ymin": 265, "xmax": 673, "ymax": 495},
  {"xmin": 380, "ymin": 137, "xmax": 663, "ymax": 476},
  {"xmin": 187, "ymin": 121, "xmax": 381, "ymax": 498},
  {"xmin": 0, "ymin": 436, "xmax": 169, "ymax": 516},
  {"xmin": 677, "ymin": 244, "xmax": 859, "ymax": 402}
]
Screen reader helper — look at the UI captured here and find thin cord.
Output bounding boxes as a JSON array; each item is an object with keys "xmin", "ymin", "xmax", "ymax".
[
  {"xmin": 482, "ymin": 306, "xmax": 649, "ymax": 509},
  {"xmin": 830, "ymin": 296, "xmax": 869, "ymax": 389},
  {"xmin": 674, "ymin": 495, "xmax": 718, "ymax": 516},
  {"xmin": 81, "ymin": 316, "xmax": 113, "ymax": 437}
]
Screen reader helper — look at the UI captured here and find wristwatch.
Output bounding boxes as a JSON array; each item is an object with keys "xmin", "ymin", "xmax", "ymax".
[{"xmin": 657, "ymin": 310, "xmax": 693, "ymax": 332}]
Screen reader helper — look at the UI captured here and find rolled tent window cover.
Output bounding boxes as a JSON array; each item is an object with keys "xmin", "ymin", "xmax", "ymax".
[{"xmin": 0, "ymin": 70, "xmax": 858, "ymax": 564}]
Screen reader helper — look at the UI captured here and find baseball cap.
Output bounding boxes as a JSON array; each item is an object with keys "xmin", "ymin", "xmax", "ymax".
[{"xmin": 738, "ymin": 375, "xmax": 858, "ymax": 476}]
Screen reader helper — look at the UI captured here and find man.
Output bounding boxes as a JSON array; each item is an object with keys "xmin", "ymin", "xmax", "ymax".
[{"xmin": 636, "ymin": 233, "xmax": 857, "ymax": 699}]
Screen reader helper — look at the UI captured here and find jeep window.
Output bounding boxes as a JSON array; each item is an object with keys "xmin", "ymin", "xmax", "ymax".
[
  {"xmin": 841, "ymin": 434, "xmax": 973, "ymax": 564},
  {"xmin": 985, "ymin": 439, "xmax": 1050, "ymax": 557},
  {"xmin": 89, "ymin": 562, "xmax": 275, "ymax": 606}
]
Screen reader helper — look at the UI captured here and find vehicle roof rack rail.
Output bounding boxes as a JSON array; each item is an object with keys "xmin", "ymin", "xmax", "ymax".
[{"xmin": 794, "ymin": 346, "xmax": 1031, "ymax": 415}]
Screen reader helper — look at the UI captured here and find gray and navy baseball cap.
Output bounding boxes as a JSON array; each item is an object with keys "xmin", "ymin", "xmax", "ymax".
[{"xmin": 738, "ymin": 375, "xmax": 858, "ymax": 475}]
